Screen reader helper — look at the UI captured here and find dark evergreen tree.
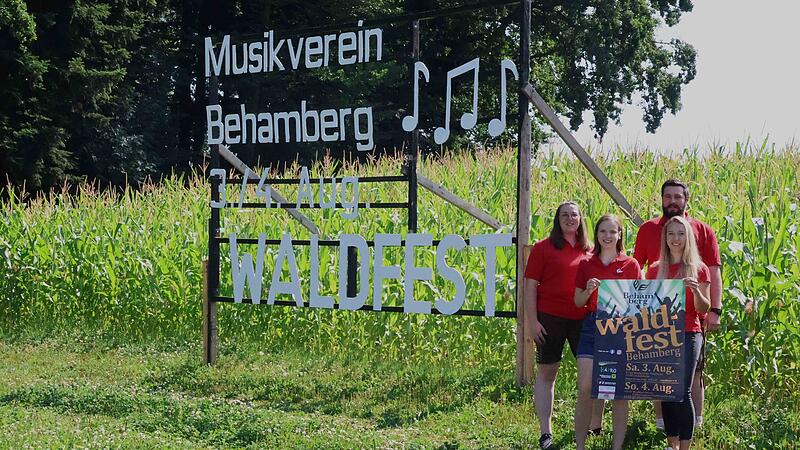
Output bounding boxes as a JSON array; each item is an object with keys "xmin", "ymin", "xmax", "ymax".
[{"xmin": 0, "ymin": 0, "xmax": 69, "ymax": 190}]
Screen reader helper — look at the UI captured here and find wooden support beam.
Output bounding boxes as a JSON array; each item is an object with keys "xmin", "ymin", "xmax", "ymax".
[
  {"xmin": 522, "ymin": 83, "xmax": 644, "ymax": 226},
  {"xmin": 516, "ymin": 0, "xmax": 533, "ymax": 387},
  {"xmin": 217, "ymin": 144, "xmax": 322, "ymax": 236},
  {"xmin": 202, "ymin": 260, "xmax": 218, "ymax": 365},
  {"xmin": 407, "ymin": 19, "xmax": 420, "ymax": 233},
  {"xmin": 417, "ymin": 173, "xmax": 506, "ymax": 230},
  {"xmin": 520, "ymin": 244, "xmax": 534, "ymax": 383},
  {"xmin": 207, "ymin": 76, "xmax": 221, "ymax": 368}
]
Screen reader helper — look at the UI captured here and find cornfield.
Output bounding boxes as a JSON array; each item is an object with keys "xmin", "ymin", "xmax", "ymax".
[{"xmin": 2, "ymin": 141, "xmax": 798, "ymax": 396}]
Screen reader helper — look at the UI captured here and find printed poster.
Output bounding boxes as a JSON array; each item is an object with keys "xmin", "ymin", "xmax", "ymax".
[{"xmin": 592, "ymin": 279, "xmax": 685, "ymax": 401}]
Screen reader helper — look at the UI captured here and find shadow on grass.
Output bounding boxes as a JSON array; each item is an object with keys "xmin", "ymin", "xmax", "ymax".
[
  {"xmin": 0, "ymin": 383, "xmax": 330, "ymax": 447},
  {"xmin": 140, "ymin": 351, "xmax": 530, "ymax": 428},
  {"xmin": 621, "ymin": 415, "xmax": 664, "ymax": 449}
]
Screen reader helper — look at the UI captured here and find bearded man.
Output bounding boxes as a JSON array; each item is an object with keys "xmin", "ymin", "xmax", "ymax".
[{"xmin": 633, "ymin": 179, "xmax": 723, "ymax": 431}]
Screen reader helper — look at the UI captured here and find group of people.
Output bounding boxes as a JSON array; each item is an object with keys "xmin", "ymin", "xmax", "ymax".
[{"xmin": 525, "ymin": 180, "xmax": 723, "ymax": 450}]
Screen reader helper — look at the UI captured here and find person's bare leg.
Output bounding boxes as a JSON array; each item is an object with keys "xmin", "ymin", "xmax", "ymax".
[
  {"xmin": 535, "ymin": 362, "xmax": 561, "ymax": 436},
  {"xmin": 611, "ymin": 400, "xmax": 629, "ymax": 450},
  {"xmin": 654, "ymin": 400, "xmax": 664, "ymax": 429},
  {"xmin": 666, "ymin": 435, "xmax": 679, "ymax": 449},
  {"xmin": 574, "ymin": 358, "xmax": 593, "ymax": 449},
  {"xmin": 590, "ymin": 399, "xmax": 605, "ymax": 431},
  {"xmin": 692, "ymin": 370, "xmax": 704, "ymax": 427},
  {"xmin": 680, "ymin": 438, "xmax": 692, "ymax": 449}
]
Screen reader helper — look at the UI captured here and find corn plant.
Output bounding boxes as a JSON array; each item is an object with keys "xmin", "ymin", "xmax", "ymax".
[{"xmin": 1, "ymin": 141, "xmax": 798, "ymax": 396}]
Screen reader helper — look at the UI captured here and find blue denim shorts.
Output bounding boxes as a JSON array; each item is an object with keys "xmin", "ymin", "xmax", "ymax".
[{"xmin": 576, "ymin": 312, "xmax": 596, "ymax": 358}]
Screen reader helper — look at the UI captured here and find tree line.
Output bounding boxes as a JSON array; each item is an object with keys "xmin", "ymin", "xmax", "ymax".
[{"xmin": 1, "ymin": 0, "xmax": 695, "ymax": 192}]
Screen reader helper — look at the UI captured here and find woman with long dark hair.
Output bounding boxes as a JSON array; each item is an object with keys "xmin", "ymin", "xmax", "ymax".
[{"xmin": 524, "ymin": 201, "xmax": 592, "ymax": 449}]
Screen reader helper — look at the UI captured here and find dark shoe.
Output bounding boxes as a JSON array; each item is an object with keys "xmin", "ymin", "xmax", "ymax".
[
  {"xmin": 588, "ymin": 427, "xmax": 603, "ymax": 436},
  {"xmin": 539, "ymin": 433, "xmax": 553, "ymax": 449}
]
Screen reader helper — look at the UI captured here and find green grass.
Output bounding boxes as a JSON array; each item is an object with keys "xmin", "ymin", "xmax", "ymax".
[
  {"xmin": 1, "ymin": 140, "xmax": 800, "ymax": 446},
  {"xmin": 0, "ymin": 339, "xmax": 797, "ymax": 448}
]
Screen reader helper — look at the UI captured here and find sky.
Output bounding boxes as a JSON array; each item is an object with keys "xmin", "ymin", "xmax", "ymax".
[{"xmin": 554, "ymin": 0, "xmax": 800, "ymax": 153}]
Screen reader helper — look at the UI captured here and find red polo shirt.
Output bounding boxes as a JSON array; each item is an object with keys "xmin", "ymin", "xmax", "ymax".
[
  {"xmin": 633, "ymin": 214, "xmax": 722, "ymax": 269},
  {"xmin": 575, "ymin": 253, "xmax": 642, "ymax": 312},
  {"xmin": 525, "ymin": 238, "xmax": 590, "ymax": 320},
  {"xmin": 646, "ymin": 262, "xmax": 710, "ymax": 332}
]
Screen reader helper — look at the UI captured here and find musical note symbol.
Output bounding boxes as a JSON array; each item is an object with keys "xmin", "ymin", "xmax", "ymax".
[
  {"xmin": 488, "ymin": 59, "xmax": 519, "ymax": 138},
  {"xmin": 434, "ymin": 58, "xmax": 480, "ymax": 145},
  {"xmin": 402, "ymin": 61, "xmax": 430, "ymax": 132}
]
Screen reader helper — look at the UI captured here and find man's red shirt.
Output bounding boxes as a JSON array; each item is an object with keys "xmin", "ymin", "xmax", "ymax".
[{"xmin": 633, "ymin": 214, "xmax": 721, "ymax": 269}]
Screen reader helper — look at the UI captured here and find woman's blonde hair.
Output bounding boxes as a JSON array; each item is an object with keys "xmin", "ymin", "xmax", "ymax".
[{"xmin": 656, "ymin": 215, "xmax": 700, "ymax": 279}]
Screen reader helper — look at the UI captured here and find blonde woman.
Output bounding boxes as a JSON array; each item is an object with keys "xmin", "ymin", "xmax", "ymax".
[{"xmin": 645, "ymin": 215, "xmax": 711, "ymax": 450}]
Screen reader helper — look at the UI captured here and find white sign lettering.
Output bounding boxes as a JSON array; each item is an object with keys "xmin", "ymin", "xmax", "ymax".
[{"xmin": 228, "ymin": 232, "xmax": 512, "ymax": 316}]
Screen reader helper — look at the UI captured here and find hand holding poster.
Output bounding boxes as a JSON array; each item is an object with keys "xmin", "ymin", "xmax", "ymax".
[{"xmin": 592, "ymin": 279, "xmax": 686, "ymax": 401}]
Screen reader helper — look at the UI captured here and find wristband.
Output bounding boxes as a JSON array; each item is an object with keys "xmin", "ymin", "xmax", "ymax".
[{"xmin": 709, "ymin": 307, "xmax": 722, "ymax": 316}]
